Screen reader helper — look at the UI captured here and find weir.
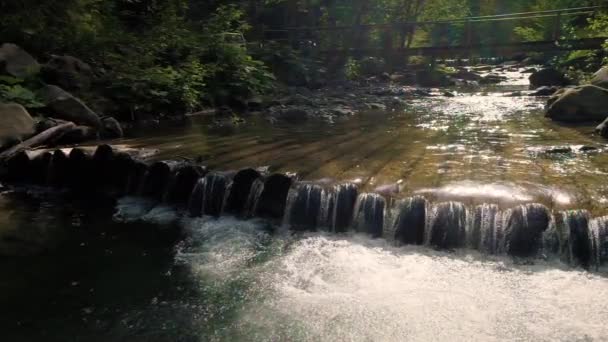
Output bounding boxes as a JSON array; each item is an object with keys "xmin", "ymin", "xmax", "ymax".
[{"xmin": 2, "ymin": 144, "xmax": 608, "ymax": 269}]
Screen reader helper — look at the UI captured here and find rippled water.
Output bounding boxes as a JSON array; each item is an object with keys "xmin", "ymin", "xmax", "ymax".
[
  {"xmin": 111, "ymin": 71, "xmax": 608, "ymax": 214},
  {"xmin": 3, "ymin": 68, "xmax": 608, "ymax": 341}
]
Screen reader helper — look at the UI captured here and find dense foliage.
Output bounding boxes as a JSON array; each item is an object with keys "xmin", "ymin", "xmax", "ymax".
[{"xmin": 0, "ymin": 0, "xmax": 607, "ymax": 117}]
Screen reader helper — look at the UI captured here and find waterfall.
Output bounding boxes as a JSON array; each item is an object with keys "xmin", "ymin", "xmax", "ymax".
[
  {"xmin": 5, "ymin": 144, "xmax": 608, "ymax": 270},
  {"xmin": 187, "ymin": 172, "xmax": 232, "ymax": 218},
  {"xmin": 283, "ymin": 182, "xmax": 324, "ymax": 230},
  {"xmin": 425, "ymin": 202, "xmax": 467, "ymax": 249},
  {"xmin": 546, "ymin": 210, "xmax": 591, "ymax": 266},
  {"xmin": 352, "ymin": 193, "xmax": 386, "ymax": 238},
  {"xmin": 243, "ymin": 178, "xmax": 265, "ymax": 218},
  {"xmin": 224, "ymin": 168, "xmax": 262, "ymax": 215},
  {"xmin": 503, "ymin": 203, "xmax": 550, "ymax": 258},
  {"xmin": 393, "ymin": 196, "xmax": 427, "ymax": 245},
  {"xmin": 588, "ymin": 216, "xmax": 608, "ymax": 269},
  {"xmin": 471, "ymin": 204, "xmax": 505, "ymax": 254},
  {"xmin": 164, "ymin": 165, "xmax": 205, "ymax": 205},
  {"xmin": 255, "ymin": 174, "xmax": 293, "ymax": 219},
  {"xmin": 329, "ymin": 183, "xmax": 358, "ymax": 233}
]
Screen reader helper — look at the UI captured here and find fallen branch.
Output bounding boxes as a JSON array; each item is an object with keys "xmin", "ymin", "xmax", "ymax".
[{"xmin": 0, "ymin": 122, "xmax": 76, "ymax": 161}]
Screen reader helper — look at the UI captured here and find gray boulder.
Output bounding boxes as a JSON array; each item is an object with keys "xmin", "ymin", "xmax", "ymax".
[
  {"xmin": 590, "ymin": 67, "xmax": 608, "ymax": 89},
  {"xmin": 0, "ymin": 43, "xmax": 40, "ymax": 78},
  {"xmin": 546, "ymin": 85, "xmax": 608, "ymax": 122},
  {"xmin": 41, "ymin": 55, "xmax": 93, "ymax": 91},
  {"xmin": 0, "ymin": 103, "xmax": 35, "ymax": 148},
  {"xmin": 529, "ymin": 68, "xmax": 569, "ymax": 88},
  {"xmin": 39, "ymin": 85, "xmax": 102, "ymax": 128},
  {"xmin": 101, "ymin": 117, "xmax": 123, "ymax": 139}
]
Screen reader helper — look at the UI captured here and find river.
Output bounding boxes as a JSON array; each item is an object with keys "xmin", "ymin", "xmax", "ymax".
[{"xmin": 1, "ymin": 67, "xmax": 608, "ymax": 341}]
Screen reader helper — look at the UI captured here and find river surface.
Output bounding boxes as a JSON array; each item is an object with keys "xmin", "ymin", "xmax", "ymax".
[
  {"xmin": 115, "ymin": 71, "xmax": 608, "ymax": 214},
  {"xmin": 2, "ymin": 69, "xmax": 608, "ymax": 341}
]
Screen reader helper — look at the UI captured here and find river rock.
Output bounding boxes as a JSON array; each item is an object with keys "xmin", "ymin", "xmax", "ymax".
[
  {"xmin": 480, "ymin": 74, "xmax": 507, "ymax": 84},
  {"xmin": 530, "ymin": 86, "xmax": 559, "ymax": 97},
  {"xmin": 41, "ymin": 55, "xmax": 93, "ymax": 91},
  {"xmin": 0, "ymin": 103, "xmax": 35, "ymax": 148},
  {"xmin": 101, "ymin": 117, "xmax": 123, "ymax": 138},
  {"xmin": 0, "ymin": 43, "xmax": 40, "ymax": 78},
  {"xmin": 529, "ymin": 68, "xmax": 569, "ymax": 88},
  {"xmin": 590, "ymin": 66, "xmax": 608, "ymax": 89},
  {"xmin": 39, "ymin": 85, "xmax": 102, "ymax": 128},
  {"xmin": 546, "ymin": 85, "xmax": 608, "ymax": 122}
]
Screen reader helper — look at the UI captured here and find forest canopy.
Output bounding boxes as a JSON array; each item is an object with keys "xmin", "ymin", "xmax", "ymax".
[{"xmin": 0, "ymin": 0, "xmax": 606, "ymax": 118}]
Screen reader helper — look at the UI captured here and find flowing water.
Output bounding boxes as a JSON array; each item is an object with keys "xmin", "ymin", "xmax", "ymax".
[{"xmin": 3, "ymin": 68, "xmax": 608, "ymax": 341}]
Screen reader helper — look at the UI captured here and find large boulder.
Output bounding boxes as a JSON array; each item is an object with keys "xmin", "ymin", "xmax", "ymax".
[
  {"xmin": 590, "ymin": 66, "xmax": 608, "ymax": 89},
  {"xmin": 0, "ymin": 103, "xmax": 35, "ymax": 148},
  {"xmin": 0, "ymin": 43, "xmax": 40, "ymax": 78},
  {"xmin": 546, "ymin": 85, "xmax": 608, "ymax": 122},
  {"xmin": 529, "ymin": 68, "xmax": 569, "ymax": 88},
  {"xmin": 39, "ymin": 85, "xmax": 102, "ymax": 128},
  {"xmin": 41, "ymin": 55, "xmax": 93, "ymax": 91},
  {"xmin": 101, "ymin": 117, "xmax": 123, "ymax": 139}
]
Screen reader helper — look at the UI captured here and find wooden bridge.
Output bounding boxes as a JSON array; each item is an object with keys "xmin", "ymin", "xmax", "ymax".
[{"xmin": 260, "ymin": 6, "xmax": 608, "ymax": 59}]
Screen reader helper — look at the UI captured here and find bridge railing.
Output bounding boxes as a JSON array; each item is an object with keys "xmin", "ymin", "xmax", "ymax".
[{"xmin": 259, "ymin": 5, "xmax": 607, "ymax": 56}]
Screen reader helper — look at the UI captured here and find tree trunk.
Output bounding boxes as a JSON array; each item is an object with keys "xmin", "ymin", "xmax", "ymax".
[{"xmin": 0, "ymin": 122, "xmax": 76, "ymax": 161}]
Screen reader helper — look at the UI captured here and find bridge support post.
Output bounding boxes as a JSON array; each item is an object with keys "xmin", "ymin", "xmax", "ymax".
[{"xmin": 552, "ymin": 11, "xmax": 562, "ymax": 41}]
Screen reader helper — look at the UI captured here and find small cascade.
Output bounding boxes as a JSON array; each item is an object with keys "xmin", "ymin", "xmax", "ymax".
[
  {"xmin": 284, "ymin": 183, "xmax": 324, "ymax": 230},
  {"xmin": 503, "ymin": 203, "xmax": 550, "ymax": 258},
  {"xmin": 546, "ymin": 210, "xmax": 591, "ymax": 266},
  {"xmin": 224, "ymin": 168, "xmax": 262, "ymax": 215},
  {"xmin": 6, "ymin": 144, "xmax": 608, "ymax": 271},
  {"xmin": 187, "ymin": 172, "xmax": 232, "ymax": 217},
  {"xmin": 393, "ymin": 196, "xmax": 427, "ymax": 245},
  {"xmin": 255, "ymin": 174, "xmax": 293, "ymax": 219},
  {"xmin": 588, "ymin": 216, "xmax": 608, "ymax": 268},
  {"xmin": 471, "ymin": 204, "xmax": 504, "ymax": 254},
  {"xmin": 243, "ymin": 178, "xmax": 265, "ymax": 218},
  {"xmin": 352, "ymin": 193, "xmax": 385, "ymax": 238},
  {"xmin": 164, "ymin": 165, "xmax": 205, "ymax": 205},
  {"xmin": 426, "ymin": 202, "xmax": 467, "ymax": 249},
  {"xmin": 328, "ymin": 183, "xmax": 358, "ymax": 233}
]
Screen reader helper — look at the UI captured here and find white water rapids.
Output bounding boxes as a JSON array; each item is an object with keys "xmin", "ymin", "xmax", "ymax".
[{"xmin": 120, "ymin": 200, "xmax": 608, "ymax": 342}]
